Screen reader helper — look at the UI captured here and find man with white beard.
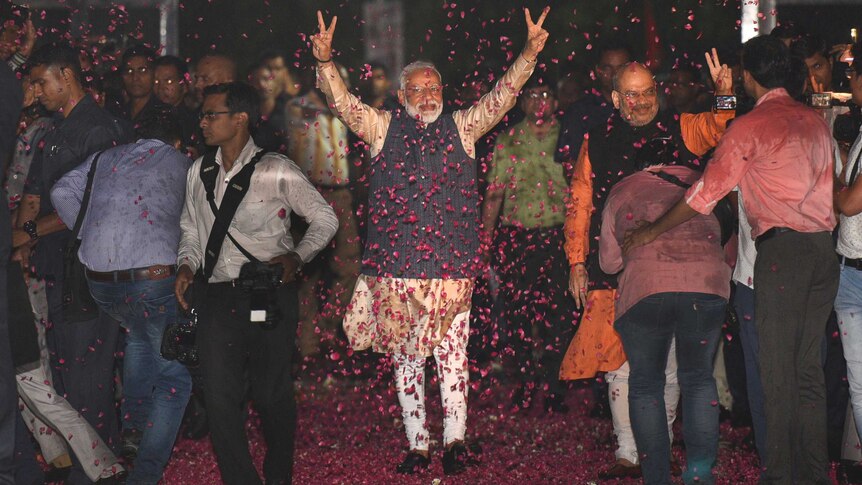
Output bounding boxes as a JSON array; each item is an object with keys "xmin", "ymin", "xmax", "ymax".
[{"xmin": 312, "ymin": 8, "xmax": 549, "ymax": 476}]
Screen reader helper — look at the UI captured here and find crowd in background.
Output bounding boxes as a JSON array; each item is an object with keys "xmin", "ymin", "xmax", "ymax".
[{"xmin": 1, "ymin": 1, "xmax": 862, "ymax": 484}]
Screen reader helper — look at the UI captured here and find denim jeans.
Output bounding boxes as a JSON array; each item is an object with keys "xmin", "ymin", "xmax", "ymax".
[
  {"xmin": 835, "ymin": 264, "xmax": 862, "ymax": 446},
  {"xmin": 615, "ymin": 292, "xmax": 726, "ymax": 485},
  {"xmin": 88, "ymin": 275, "xmax": 191, "ymax": 485}
]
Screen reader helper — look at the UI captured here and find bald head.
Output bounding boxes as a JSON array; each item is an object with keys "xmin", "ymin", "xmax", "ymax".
[
  {"xmin": 612, "ymin": 62, "xmax": 653, "ymax": 91},
  {"xmin": 194, "ymin": 55, "xmax": 237, "ymax": 103},
  {"xmin": 611, "ymin": 62, "xmax": 659, "ymax": 127}
]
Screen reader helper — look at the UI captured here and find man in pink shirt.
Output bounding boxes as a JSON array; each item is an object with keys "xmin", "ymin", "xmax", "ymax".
[
  {"xmin": 625, "ymin": 35, "xmax": 837, "ymax": 484},
  {"xmin": 601, "ymin": 157, "xmax": 730, "ymax": 485}
]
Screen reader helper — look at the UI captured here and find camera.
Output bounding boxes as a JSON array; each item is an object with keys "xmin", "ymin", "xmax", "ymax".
[
  {"xmin": 161, "ymin": 308, "xmax": 199, "ymax": 367},
  {"xmin": 713, "ymin": 95, "xmax": 737, "ymax": 111},
  {"xmin": 807, "ymin": 92, "xmax": 833, "ymax": 109},
  {"xmin": 237, "ymin": 261, "xmax": 283, "ymax": 328}
]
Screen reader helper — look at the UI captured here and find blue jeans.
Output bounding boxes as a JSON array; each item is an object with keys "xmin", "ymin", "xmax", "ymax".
[
  {"xmin": 615, "ymin": 292, "xmax": 726, "ymax": 485},
  {"xmin": 835, "ymin": 263, "xmax": 862, "ymax": 444},
  {"xmin": 88, "ymin": 276, "xmax": 191, "ymax": 485}
]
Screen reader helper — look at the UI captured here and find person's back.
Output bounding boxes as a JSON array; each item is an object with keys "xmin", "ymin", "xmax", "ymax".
[{"xmin": 600, "ymin": 165, "xmax": 730, "ymax": 318}]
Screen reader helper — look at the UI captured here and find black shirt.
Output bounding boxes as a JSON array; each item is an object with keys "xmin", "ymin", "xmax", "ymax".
[{"xmin": 25, "ymin": 94, "xmax": 133, "ymax": 275}]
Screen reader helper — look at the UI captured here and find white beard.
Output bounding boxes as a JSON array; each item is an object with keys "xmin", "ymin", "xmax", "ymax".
[{"xmin": 405, "ymin": 101, "xmax": 442, "ymax": 124}]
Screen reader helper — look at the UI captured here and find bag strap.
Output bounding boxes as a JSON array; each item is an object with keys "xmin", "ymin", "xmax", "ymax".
[
  {"xmin": 199, "ymin": 148, "xmax": 268, "ymax": 279},
  {"xmin": 848, "ymin": 147, "xmax": 862, "ymax": 186},
  {"xmin": 69, "ymin": 151, "xmax": 103, "ymax": 242},
  {"xmin": 650, "ymin": 169, "xmax": 691, "ymax": 189}
]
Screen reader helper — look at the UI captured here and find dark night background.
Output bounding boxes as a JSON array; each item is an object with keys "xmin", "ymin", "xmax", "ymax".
[{"xmin": 26, "ymin": 1, "xmax": 860, "ymax": 90}]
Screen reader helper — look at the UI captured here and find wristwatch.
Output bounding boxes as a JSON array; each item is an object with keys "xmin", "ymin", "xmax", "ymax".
[{"xmin": 22, "ymin": 220, "xmax": 38, "ymax": 241}]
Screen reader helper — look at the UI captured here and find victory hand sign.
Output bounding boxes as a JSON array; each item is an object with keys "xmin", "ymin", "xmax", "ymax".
[
  {"xmin": 312, "ymin": 10, "xmax": 337, "ymax": 63},
  {"xmin": 523, "ymin": 7, "xmax": 550, "ymax": 62},
  {"xmin": 705, "ymin": 48, "xmax": 733, "ymax": 96}
]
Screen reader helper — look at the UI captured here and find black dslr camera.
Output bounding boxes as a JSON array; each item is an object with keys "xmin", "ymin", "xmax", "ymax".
[
  {"xmin": 237, "ymin": 261, "xmax": 283, "ymax": 328},
  {"xmin": 161, "ymin": 308, "xmax": 199, "ymax": 367}
]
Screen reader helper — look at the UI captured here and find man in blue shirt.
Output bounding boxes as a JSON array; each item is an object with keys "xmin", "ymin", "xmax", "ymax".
[{"xmin": 52, "ymin": 110, "xmax": 192, "ymax": 485}]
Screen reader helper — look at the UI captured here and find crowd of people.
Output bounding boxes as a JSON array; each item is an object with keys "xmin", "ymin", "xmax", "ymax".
[{"xmin": 0, "ymin": 2, "xmax": 861, "ymax": 484}]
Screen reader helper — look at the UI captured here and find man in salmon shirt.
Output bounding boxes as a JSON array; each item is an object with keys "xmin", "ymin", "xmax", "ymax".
[{"xmin": 561, "ymin": 53, "xmax": 735, "ymax": 479}]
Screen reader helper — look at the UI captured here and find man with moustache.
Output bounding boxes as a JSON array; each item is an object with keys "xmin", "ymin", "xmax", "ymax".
[
  {"xmin": 113, "ymin": 45, "xmax": 167, "ymax": 124},
  {"xmin": 313, "ymin": 7, "xmax": 549, "ymax": 475},
  {"xmin": 154, "ymin": 55, "xmax": 199, "ymax": 148},
  {"xmin": 561, "ymin": 55, "xmax": 734, "ymax": 479},
  {"xmin": 481, "ymin": 74, "xmax": 577, "ymax": 413}
]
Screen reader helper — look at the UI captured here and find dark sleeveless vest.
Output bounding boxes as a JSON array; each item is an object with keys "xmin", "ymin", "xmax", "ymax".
[
  {"xmin": 362, "ymin": 111, "xmax": 479, "ymax": 279},
  {"xmin": 586, "ymin": 110, "xmax": 702, "ymax": 290}
]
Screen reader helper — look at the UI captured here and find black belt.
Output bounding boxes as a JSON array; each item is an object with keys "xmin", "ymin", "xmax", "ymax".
[
  {"xmin": 755, "ymin": 227, "xmax": 796, "ymax": 249},
  {"xmin": 839, "ymin": 255, "xmax": 862, "ymax": 271},
  {"xmin": 86, "ymin": 265, "xmax": 177, "ymax": 282}
]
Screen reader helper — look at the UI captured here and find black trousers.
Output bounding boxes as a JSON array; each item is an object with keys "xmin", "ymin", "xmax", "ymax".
[
  {"xmin": 198, "ymin": 282, "xmax": 298, "ymax": 485},
  {"xmin": 754, "ymin": 231, "xmax": 838, "ymax": 485},
  {"xmin": 494, "ymin": 225, "xmax": 577, "ymax": 396},
  {"xmin": 45, "ymin": 275, "xmax": 121, "ymax": 450}
]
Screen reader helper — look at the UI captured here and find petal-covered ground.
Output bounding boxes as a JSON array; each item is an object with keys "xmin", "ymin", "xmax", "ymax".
[{"xmin": 157, "ymin": 363, "xmax": 822, "ymax": 485}]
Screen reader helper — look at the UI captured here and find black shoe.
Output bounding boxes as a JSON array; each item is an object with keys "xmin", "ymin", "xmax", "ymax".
[
  {"xmin": 395, "ymin": 452, "xmax": 430, "ymax": 474},
  {"xmin": 442, "ymin": 442, "xmax": 480, "ymax": 475}
]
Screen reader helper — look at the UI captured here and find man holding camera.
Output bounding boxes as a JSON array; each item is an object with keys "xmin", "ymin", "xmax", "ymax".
[{"xmin": 173, "ymin": 82, "xmax": 337, "ymax": 485}]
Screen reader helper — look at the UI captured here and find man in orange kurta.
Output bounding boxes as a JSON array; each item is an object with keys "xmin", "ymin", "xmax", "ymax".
[{"xmin": 560, "ymin": 58, "xmax": 734, "ymax": 477}]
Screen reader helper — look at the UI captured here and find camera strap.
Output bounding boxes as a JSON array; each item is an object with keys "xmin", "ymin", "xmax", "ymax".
[{"xmin": 199, "ymin": 148, "xmax": 268, "ymax": 280}]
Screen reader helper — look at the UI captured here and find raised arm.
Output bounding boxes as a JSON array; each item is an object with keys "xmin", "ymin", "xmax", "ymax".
[
  {"xmin": 680, "ymin": 48, "xmax": 735, "ymax": 156},
  {"xmin": 454, "ymin": 7, "xmax": 549, "ymax": 146},
  {"xmin": 312, "ymin": 10, "xmax": 390, "ymax": 155}
]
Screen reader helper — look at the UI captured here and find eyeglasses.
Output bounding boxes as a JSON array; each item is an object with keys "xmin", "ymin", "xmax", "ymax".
[
  {"xmin": 616, "ymin": 87, "xmax": 658, "ymax": 100},
  {"xmin": 405, "ymin": 85, "xmax": 442, "ymax": 97},
  {"xmin": 526, "ymin": 91, "xmax": 553, "ymax": 100},
  {"xmin": 199, "ymin": 110, "xmax": 232, "ymax": 121}
]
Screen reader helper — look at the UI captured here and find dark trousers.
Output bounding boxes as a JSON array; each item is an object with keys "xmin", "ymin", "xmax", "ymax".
[
  {"xmin": 44, "ymin": 277, "xmax": 121, "ymax": 450},
  {"xmin": 735, "ymin": 282, "xmax": 767, "ymax": 465},
  {"xmin": 0, "ymin": 191, "xmax": 14, "ymax": 485},
  {"xmin": 754, "ymin": 231, "xmax": 838, "ymax": 484},
  {"xmin": 198, "ymin": 282, "xmax": 298, "ymax": 485},
  {"xmin": 494, "ymin": 225, "xmax": 577, "ymax": 397}
]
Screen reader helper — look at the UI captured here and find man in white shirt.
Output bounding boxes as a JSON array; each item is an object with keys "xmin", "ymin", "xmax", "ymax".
[{"xmin": 173, "ymin": 82, "xmax": 337, "ymax": 485}]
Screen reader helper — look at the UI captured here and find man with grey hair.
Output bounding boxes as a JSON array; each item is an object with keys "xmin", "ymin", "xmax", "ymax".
[{"xmin": 312, "ymin": 7, "xmax": 549, "ymax": 475}]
